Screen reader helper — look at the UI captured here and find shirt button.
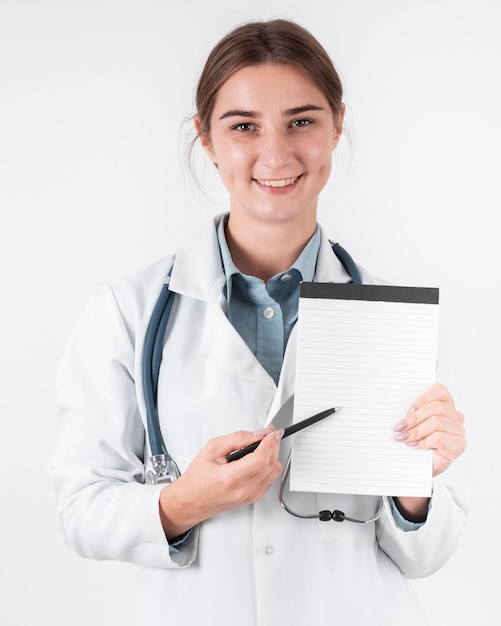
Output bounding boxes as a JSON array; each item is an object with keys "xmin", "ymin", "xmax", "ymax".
[
  {"xmin": 263, "ymin": 306, "xmax": 275, "ymax": 320},
  {"xmin": 265, "ymin": 546, "xmax": 275, "ymax": 556},
  {"xmin": 280, "ymin": 273, "xmax": 292, "ymax": 282}
]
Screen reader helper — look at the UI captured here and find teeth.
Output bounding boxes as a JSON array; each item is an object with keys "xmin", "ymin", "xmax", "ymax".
[{"xmin": 256, "ymin": 176, "xmax": 299, "ymax": 188}]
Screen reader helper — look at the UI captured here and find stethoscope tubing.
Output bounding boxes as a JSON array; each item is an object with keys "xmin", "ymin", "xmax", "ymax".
[
  {"xmin": 279, "ymin": 452, "xmax": 384, "ymax": 523},
  {"xmin": 142, "ymin": 274, "xmax": 174, "ymax": 458}
]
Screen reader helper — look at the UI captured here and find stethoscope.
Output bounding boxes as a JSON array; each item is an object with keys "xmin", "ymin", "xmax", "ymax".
[{"xmin": 142, "ymin": 239, "xmax": 384, "ymax": 524}]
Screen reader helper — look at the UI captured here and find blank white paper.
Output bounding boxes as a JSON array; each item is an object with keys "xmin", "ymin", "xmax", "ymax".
[{"xmin": 291, "ymin": 284, "xmax": 439, "ymax": 497}]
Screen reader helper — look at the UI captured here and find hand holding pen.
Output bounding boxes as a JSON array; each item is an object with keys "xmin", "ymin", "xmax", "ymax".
[
  {"xmin": 226, "ymin": 407, "xmax": 340, "ymax": 462},
  {"xmin": 158, "ymin": 407, "xmax": 339, "ymax": 540}
]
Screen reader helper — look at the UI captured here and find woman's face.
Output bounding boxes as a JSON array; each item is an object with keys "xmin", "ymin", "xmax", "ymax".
[{"xmin": 198, "ymin": 63, "xmax": 343, "ymax": 229}]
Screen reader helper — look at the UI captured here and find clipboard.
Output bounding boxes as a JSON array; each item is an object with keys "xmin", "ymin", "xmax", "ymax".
[{"xmin": 290, "ymin": 283, "xmax": 439, "ymax": 497}]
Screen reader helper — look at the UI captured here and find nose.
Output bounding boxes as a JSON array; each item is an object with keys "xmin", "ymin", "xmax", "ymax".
[{"xmin": 258, "ymin": 128, "xmax": 293, "ymax": 172}]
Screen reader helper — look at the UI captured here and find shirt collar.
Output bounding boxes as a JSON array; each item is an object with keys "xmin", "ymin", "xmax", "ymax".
[{"xmin": 217, "ymin": 213, "xmax": 320, "ymax": 299}]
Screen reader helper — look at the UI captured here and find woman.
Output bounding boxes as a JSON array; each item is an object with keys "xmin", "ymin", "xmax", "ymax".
[{"xmin": 49, "ymin": 19, "xmax": 468, "ymax": 625}]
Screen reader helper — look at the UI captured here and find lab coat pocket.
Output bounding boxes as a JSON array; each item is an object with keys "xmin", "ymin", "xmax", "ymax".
[{"xmin": 316, "ymin": 493, "xmax": 378, "ymax": 544}]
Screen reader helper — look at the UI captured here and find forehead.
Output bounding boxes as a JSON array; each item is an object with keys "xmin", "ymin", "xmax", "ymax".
[{"xmin": 212, "ymin": 63, "xmax": 330, "ymax": 114}]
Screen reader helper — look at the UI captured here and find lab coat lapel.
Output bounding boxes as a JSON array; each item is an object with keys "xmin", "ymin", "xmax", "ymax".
[
  {"xmin": 200, "ymin": 280, "xmax": 277, "ymax": 387},
  {"xmin": 315, "ymin": 225, "xmax": 353, "ymax": 284},
  {"xmin": 264, "ymin": 325, "xmax": 297, "ymax": 426},
  {"xmin": 169, "ymin": 215, "xmax": 278, "ymax": 387}
]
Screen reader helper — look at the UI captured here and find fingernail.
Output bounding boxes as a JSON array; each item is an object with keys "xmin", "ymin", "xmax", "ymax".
[
  {"xmin": 395, "ymin": 432, "xmax": 409, "ymax": 442},
  {"xmin": 252, "ymin": 425, "xmax": 275, "ymax": 437},
  {"xmin": 407, "ymin": 405, "xmax": 417, "ymax": 414},
  {"xmin": 394, "ymin": 420, "xmax": 408, "ymax": 432},
  {"xmin": 406, "ymin": 440, "xmax": 419, "ymax": 447},
  {"xmin": 274, "ymin": 428, "xmax": 285, "ymax": 441}
]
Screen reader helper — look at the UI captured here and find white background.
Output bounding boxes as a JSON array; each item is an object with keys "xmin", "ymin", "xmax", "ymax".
[{"xmin": 1, "ymin": 0, "xmax": 499, "ymax": 624}]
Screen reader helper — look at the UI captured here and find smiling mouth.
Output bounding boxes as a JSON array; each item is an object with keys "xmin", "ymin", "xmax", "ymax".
[{"xmin": 254, "ymin": 175, "xmax": 301, "ymax": 188}]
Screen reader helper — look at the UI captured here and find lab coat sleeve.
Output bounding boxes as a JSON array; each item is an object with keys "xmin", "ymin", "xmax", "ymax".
[
  {"xmin": 376, "ymin": 452, "xmax": 469, "ymax": 579},
  {"xmin": 48, "ymin": 284, "xmax": 199, "ymax": 569}
]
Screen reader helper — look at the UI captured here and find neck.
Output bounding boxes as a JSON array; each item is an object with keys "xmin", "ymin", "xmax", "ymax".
[{"xmin": 225, "ymin": 212, "xmax": 317, "ymax": 282}]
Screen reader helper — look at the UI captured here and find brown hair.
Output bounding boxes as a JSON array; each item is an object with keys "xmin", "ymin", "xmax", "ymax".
[{"xmin": 195, "ymin": 19, "xmax": 344, "ymax": 138}]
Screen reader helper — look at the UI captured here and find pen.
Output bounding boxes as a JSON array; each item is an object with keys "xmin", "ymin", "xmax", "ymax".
[{"xmin": 226, "ymin": 406, "xmax": 340, "ymax": 463}]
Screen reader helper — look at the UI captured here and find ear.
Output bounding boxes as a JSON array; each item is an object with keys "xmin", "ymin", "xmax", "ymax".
[
  {"xmin": 194, "ymin": 116, "xmax": 216, "ymax": 162},
  {"xmin": 332, "ymin": 103, "xmax": 346, "ymax": 149}
]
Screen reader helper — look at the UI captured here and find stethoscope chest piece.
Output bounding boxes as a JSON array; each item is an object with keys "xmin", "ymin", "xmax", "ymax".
[{"xmin": 146, "ymin": 454, "xmax": 181, "ymax": 485}]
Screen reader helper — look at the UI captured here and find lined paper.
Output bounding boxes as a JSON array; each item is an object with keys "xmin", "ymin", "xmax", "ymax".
[{"xmin": 291, "ymin": 283, "xmax": 439, "ymax": 497}]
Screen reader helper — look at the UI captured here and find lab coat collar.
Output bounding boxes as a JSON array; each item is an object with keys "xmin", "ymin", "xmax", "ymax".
[
  {"xmin": 314, "ymin": 223, "xmax": 353, "ymax": 284},
  {"xmin": 168, "ymin": 215, "xmax": 352, "ymax": 301},
  {"xmin": 168, "ymin": 213, "xmax": 225, "ymax": 302}
]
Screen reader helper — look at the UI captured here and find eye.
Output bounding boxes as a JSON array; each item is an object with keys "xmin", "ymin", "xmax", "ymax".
[
  {"xmin": 291, "ymin": 118, "xmax": 313, "ymax": 128},
  {"xmin": 231, "ymin": 122, "xmax": 255, "ymax": 132}
]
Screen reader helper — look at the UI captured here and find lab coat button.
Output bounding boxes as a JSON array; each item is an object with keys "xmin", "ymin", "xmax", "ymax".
[
  {"xmin": 265, "ymin": 546, "xmax": 275, "ymax": 556},
  {"xmin": 263, "ymin": 307, "xmax": 275, "ymax": 320}
]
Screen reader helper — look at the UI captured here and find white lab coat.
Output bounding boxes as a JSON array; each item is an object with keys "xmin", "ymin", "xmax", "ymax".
[{"xmin": 49, "ymin": 215, "xmax": 468, "ymax": 626}]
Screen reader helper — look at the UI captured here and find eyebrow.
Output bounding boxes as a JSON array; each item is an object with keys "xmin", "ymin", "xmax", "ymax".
[{"xmin": 218, "ymin": 104, "xmax": 325, "ymax": 120}]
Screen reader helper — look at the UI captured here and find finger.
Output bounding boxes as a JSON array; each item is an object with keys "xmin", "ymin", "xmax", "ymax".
[
  {"xmin": 398, "ymin": 417, "xmax": 465, "ymax": 447},
  {"xmin": 220, "ymin": 431, "xmax": 284, "ymax": 504},
  {"xmin": 403, "ymin": 430, "xmax": 467, "ymax": 478},
  {"xmin": 394, "ymin": 406, "xmax": 465, "ymax": 456},
  {"xmin": 395, "ymin": 406, "xmax": 464, "ymax": 442},
  {"xmin": 240, "ymin": 432, "xmax": 284, "ymax": 496},
  {"xmin": 252, "ymin": 458, "xmax": 284, "ymax": 496},
  {"xmin": 407, "ymin": 428, "xmax": 466, "ymax": 452},
  {"xmin": 395, "ymin": 389, "xmax": 463, "ymax": 435},
  {"xmin": 409, "ymin": 383, "xmax": 455, "ymax": 412},
  {"xmin": 209, "ymin": 428, "xmax": 275, "ymax": 463},
  {"xmin": 234, "ymin": 429, "xmax": 284, "ymax": 470}
]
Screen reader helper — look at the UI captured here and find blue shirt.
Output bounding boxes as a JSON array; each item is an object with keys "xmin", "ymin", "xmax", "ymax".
[{"xmin": 217, "ymin": 215, "xmax": 320, "ymax": 384}]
